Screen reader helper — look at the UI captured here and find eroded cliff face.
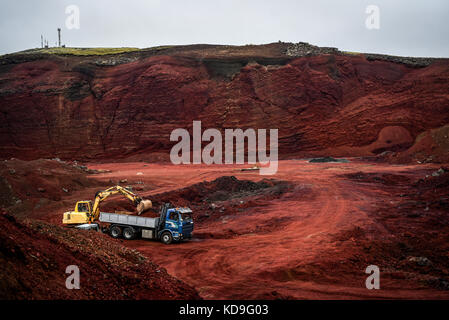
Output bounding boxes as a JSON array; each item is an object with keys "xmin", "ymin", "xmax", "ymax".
[{"xmin": 0, "ymin": 43, "xmax": 448, "ymax": 162}]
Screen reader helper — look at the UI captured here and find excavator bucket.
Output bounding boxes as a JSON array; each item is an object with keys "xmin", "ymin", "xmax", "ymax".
[{"xmin": 137, "ymin": 199, "xmax": 152, "ymax": 215}]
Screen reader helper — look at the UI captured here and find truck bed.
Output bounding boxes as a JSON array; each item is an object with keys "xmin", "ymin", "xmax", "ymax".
[{"xmin": 99, "ymin": 212, "xmax": 159, "ymax": 229}]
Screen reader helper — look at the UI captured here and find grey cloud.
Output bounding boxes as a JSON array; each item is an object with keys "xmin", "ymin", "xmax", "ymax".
[{"xmin": 0, "ymin": 0, "xmax": 448, "ymax": 57}]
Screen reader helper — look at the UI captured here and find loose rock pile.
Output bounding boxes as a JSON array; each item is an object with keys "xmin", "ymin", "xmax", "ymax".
[{"xmin": 286, "ymin": 42, "xmax": 339, "ymax": 57}]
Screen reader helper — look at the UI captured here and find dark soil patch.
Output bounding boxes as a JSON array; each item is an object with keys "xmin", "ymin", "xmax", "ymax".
[
  {"xmin": 147, "ymin": 176, "xmax": 293, "ymax": 222},
  {"xmin": 150, "ymin": 175, "xmax": 291, "ymax": 206},
  {"xmin": 343, "ymin": 172, "xmax": 411, "ymax": 186},
  {"xmin": 309, "ymin": 157, "xmax": 349, "ymax": 163}
]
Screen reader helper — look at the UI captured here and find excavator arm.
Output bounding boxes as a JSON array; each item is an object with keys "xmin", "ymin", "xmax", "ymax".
[
  {"xmin": 89, "ymin": 186, "xmax": 142, "ymax": 223},
  {"xmin": 63, "ymin": 185, "xmax": 152, "ymax": 225}
]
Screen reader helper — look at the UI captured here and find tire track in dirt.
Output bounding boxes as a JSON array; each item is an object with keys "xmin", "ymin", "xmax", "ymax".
[
  {"xmin": 95, "ymin": 160, "xmax": 449, "ymax": 299},
  {"xmin": 125, "ymin": 163, "xmax": 381, "ymax": 298}
]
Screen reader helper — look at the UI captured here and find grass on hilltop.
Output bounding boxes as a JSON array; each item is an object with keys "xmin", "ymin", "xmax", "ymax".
[
  {"xmin": 342, "ymin": 51, "xmax": 362, "ymax": 56},
  {"xmin": 3, "ymin": 46, "xmax": 174, "ymax": 57},
  {"xmin": 37, "ymin": 47, "xmax": 141, "ymax": 55}
]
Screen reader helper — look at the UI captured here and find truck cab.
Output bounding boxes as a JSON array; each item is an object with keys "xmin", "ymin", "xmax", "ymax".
[{"xmin": 163, "ymin": 207, "xmax": 194, "ymax": 242}]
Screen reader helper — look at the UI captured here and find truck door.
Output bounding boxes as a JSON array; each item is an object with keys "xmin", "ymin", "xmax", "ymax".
[{"xmin": 165, "ymin": 211, "xmax": 180, "ymax": 232}]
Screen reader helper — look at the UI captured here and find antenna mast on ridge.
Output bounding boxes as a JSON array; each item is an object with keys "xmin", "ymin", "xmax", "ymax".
[{"xmin": 57, "ymin": 28, "xmax": 61, "ymax": 47}]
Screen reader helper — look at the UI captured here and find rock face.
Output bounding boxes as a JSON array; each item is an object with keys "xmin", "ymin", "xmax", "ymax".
[{"xmin": 0, "ymin": 43, "xmax": 448, "ymax": 162}]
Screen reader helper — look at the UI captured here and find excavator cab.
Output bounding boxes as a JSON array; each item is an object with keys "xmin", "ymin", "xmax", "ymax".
[
  {"xmin": 77, "ymin": 201, "xmax": 92, "ymax": 214},
  {"xmin": 62, "ymin": 200, "xmax": 92, "ymax": 225}
]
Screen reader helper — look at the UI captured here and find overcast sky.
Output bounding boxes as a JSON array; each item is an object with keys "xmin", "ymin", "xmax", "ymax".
[{"xmin": 0, "ymin": 0, "xmax": 448, "ymax": 57}]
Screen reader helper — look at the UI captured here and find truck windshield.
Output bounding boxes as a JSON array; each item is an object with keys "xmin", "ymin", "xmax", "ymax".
[{"xmin": 181, "ymin": 213, "xmax": 192, "ymax": 221}]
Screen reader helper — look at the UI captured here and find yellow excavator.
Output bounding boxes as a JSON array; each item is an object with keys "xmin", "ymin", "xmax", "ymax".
[{"xmin": 62, "ymin": 185, "xmax": 152, "ymax": 228}]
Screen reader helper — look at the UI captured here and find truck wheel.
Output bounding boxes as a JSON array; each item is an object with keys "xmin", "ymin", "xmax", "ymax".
[
  {"xmin": 110, "ymin": 225, "xmax": 122, "ymax": 238},
  {"xmin": 161, "ymin": 232, "xmax": 173, "ymax": 245},
  {"xmin": 123, "ymin": 227, "xmax": 135, "ymax": 240}
]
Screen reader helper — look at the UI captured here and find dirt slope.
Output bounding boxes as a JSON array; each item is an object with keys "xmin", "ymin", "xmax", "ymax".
[
  {"xmin": 0, "ymin": 158, "xmax": 109, "ymax": 219},
  {"xmin": 1, "ymin": 42, "xmax": 448, "ymax": 162},
  {"xmin": 0, "ymin": 159, "xmax": 200, "ymax": 300},
  {"xmin": 0, "ymin": 211, "xmax": 200, "ymax": 300}
]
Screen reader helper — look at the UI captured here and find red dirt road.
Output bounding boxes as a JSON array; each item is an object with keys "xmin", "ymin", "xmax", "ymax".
[{"xmin": 79, "ymin": 160, "xmax": 449, "ymax": 299}]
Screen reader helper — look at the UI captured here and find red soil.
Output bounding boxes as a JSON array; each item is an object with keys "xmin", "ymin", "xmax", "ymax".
[
  {"xmin": 54, "ymin": 160, "xmax": 449, "ymax": 300},
  {"xmin": 0, "ymin": 159, "xmax": 201, "ymax": 299},
  {"xmin": 0, "ymin": 211, "xmax": 200, "ymax": 299},
  {"xmin": 1, "ymin": 43, "xmax": 449, "ymax": 299},
  {"xmin": 0, "ymin": 158, "xmax": 106, "ymax": 216},
  {"xmin": 2, "ymin": 158, "xmax": 449, "ymax": 299}
]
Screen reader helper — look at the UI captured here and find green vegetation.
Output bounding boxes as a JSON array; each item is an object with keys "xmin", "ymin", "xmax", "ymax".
[
  {"xmin": 1, "ymin": 45, "xmax": 176, "ymax": 58},
  {"xmin": 342, "ymin": 51, "xmax": 362, "ymax": 56},
  {"xmin": 37, "ymin": 47, "xmax": 141, "ymax": 56}
]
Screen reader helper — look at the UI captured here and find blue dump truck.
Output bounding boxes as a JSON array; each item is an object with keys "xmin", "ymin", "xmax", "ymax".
[{"xmin": 99, "ymin": 203, "xmax": 194, "ymax": 244}]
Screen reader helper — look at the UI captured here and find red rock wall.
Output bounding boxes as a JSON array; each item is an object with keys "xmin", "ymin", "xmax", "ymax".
[{"xmin": 0, "ymin": 51, "xmax": 448, "ymax": 161}]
